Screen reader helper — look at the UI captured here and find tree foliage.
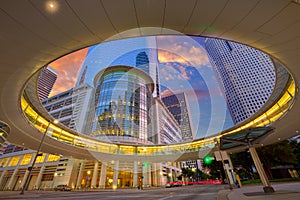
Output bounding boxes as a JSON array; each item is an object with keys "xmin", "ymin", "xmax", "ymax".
[{"xmin": 231, "ymin": 140, "xmax": 300, "ymax": 180}]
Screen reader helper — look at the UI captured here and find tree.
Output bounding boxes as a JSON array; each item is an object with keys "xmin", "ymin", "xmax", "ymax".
[
  {"xmin": 202, "ymin": 158, "xmax": 224, "ymax": 181},
  {"xmin": 231, "ymin": 150, "xmax": 256, "ymax": 180},
  {"xmin": 293, "ymin": 141, "xmax": 300, "ymax": 168},
  {"xmin": 257, "ymin": 140, "xmax": 298, "ymax": 179}
]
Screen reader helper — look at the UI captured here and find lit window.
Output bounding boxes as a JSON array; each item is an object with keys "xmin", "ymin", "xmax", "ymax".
[
  {"xmin": 36, "ymin": 154, "xmax": 46, "ymax": 163},
  {"xmin": 20, "ymin": 154, "xmax": 32, "ymax": 165},
  {"xmin": 47, "ymin": 154, "xmax": 60, "ymax": 162},
  {"xmin": 9, "ymin": 156, "xmax": 20, "ymax": 166},
  {"xmin": 0, "ymin": 158, "xmax": 10, "ymax": 167}
]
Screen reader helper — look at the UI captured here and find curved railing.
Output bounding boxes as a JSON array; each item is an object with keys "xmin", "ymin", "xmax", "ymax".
[{"xmin": 20, "ymin": 67, "xmax": 296, "ymax": 157}]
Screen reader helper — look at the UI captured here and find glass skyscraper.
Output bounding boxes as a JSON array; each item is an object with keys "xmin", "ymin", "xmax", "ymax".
[
  {"xmin": 162, "ymin": 92, "xmax": 194, "ymax": 141},
  {"xmin": 205, "ymin": 39, "xmax": 275, "ymax": 124},
  {"xmin": 92, "ymin": 66, "xmax": 154, "ymax": 144}
]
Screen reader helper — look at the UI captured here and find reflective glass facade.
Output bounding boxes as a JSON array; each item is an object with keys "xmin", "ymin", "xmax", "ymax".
[{"xmin": 92, "ymin": 66, "xmax": 154, "ymax": 141}]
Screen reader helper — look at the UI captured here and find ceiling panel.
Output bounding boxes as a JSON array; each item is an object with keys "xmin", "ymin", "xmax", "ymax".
[
  {"xmin": 203, "ymin": 0, "xmax": 260, "ymax": 37},
  {"xmin": 0, "ymin": 0, "xmax": 82, "ymax": 50},
  {"xmin": 163, "ymin": 0, "xmax": 197, "ymax": 32},
  {"xmin": 263, "ymin": 37, "xmax": 300, "ymax": 54},
  {"xmin": 255, "ymin": 20, "xmax": 300, "ymax": 50},
  {"xmin": 135, "ymin": 0, "xmax": 165, "ymax": 28},
  {"xmin": 258, "ymin": 2, "xmax": 300, "ymax": 35},
  {"xmin": 30, "ymin": 0, "xmax": 98, "ymax": 46},
  {"xmin": 184, "ymin": 0, "xmax": 228, "ymax": 35},
  {"xmin": 0, "ymin": 10, "xmax": 64, "ymax": 59},
  {"xmin": 66, "ymin": 0, "xmax": 118, "ymax": 41},
  {"xmin": 102, "ymin": 0, "xmax": 139, "ymax": 34},
  {"xmin": 222, "ymin": 0, "xmax": 290, "ymax": 40}
]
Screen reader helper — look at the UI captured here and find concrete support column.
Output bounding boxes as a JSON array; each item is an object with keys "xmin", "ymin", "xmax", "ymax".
[
  {"xmin": 6, "ymin": 155, "xmax": 23, "ymax": 190},
  {"xmin": 112, "ymin": 160, "xmax": 119, "ymax": 189},
  {"xmin": 19, "ymin": 170, "xmax": 30, "ymax": 190},
  {"xmin": 34, "ymin": 165, "xmax": 45, "ymax": 189},
  {"xmin": 142, "ymin": 164, "xmax": 147, "ymax": 187},
  {"xmin": 0, "ymin": 170, "xmax": 7, "ymax": 189},
  {"xmin": 226, "ymin": 152, "xmax": 236, "ymax": 184},
  {"xmin": 249, "ymin": 146, "xmax": 274, "ymax": 193},
  {"xmin": 34, "ymin": 154, "xmax": 48, "ymax": 190},
  {"xmin": 168, "ymin": 169, "xmax": 173, "ymax": 182},
  {"xmin": 91, "ymin": 161, "xmax": 99, "ymax": 188},
  {"xmin": 75, "ymin": 161, "xmax": 84, "ymax": 189},
  {"xmin": 133, "ymin": 161, "xmax": 138, "ymax": 187},
  {"xmin": 160, "ymin": 164, "xmax": 165, "ymax": 186},
  {"xmin": 6, "ymin": 169, "xmax": 17, "ymax": 190},
  {"xmin": 99, "ymin": 161, "xmax": 107, "ymax": 189},
  {"xmin": 153, "ymin": 163, "xmax": 157, "ymax": 186},
  {"xmin": 148, "ymin": 164, "xmax": 152, "ymax": 186}
]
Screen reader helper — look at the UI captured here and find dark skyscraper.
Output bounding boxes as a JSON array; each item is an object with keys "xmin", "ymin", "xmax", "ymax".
[
  {"xmin": 135, "ymin": 49, "xmax": 160, "ymax": 98},
  {"xmin": 162, "ymin": 92, "xmax": 194, "ymax": 141},
  {"xmin": 37, "ymin": 66, "xmax": 58, "ymax": 101},
  {"xmin": 136, "ymin": 51, "xmax": 150, "ymax": 74}
]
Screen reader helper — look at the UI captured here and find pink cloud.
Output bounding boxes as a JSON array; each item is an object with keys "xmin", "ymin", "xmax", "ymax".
[{"xmin": 49, "ymin": 48, "xmax": 88, "ymax": 96}]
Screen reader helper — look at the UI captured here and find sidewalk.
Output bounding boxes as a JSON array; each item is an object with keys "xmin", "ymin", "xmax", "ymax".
[{"xmin": 218, "ymin": 182, "xmax": 300, "ymax": 200}]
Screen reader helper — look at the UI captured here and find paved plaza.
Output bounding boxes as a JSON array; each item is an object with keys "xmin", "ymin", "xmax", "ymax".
[{"xmin": 218, "ymin": 182, "xmax": 300, "ymax": 200}]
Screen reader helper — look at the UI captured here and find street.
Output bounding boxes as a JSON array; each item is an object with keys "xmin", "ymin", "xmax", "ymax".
[{"xmin": 0, "ymin": 185, "xmax": 225, "ymax": 200}]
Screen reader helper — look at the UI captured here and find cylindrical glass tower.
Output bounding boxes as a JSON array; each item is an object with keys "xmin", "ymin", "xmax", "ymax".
[{"xmin": 92, "ymin": 66, "xmax": 154, "ymax": 144}]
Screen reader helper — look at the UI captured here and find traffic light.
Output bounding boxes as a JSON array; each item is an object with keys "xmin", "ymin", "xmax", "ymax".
[{"xmin": 203, "ymin": 155, "xmax": 214, "ymax": 165}]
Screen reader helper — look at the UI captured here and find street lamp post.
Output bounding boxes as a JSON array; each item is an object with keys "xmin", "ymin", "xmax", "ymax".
[
  {"xmin": 20, "ymin": 122, "xmax": 51, "ymax": 195},
  {"xmin": 214, "ymin": 138, "xmax": 233, "ymax": 190}
]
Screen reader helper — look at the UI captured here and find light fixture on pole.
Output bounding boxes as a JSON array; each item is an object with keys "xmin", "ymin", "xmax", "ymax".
[{"xmin": 20, "ymin": 121, "xmax": 53, "ymax": 195}]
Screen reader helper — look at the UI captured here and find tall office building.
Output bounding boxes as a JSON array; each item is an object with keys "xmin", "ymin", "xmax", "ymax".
[
  {"xmin": 42, "ymin": 83, "xmax": 94, "ymax": 133},
  {"xmin": 205, "ymin": 39, "xmax": 275, "ymax": 124},
  {"xmin": 135, "ymin": 49, "xmax": 160, "ymax": 98},
  {"xmin": 162, "ymin": 92, "xmax": 194, "ymax": 141},
  {"xmin": 91, "ymin": 66, "xmax": 154, "ymax": 144},
  {"xmin": 37, "ymin": 66, "xmax": 58, "ymax": 100}
]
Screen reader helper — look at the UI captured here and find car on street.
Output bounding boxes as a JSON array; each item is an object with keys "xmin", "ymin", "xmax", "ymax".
[{"xmin": 54, "ymin": 184, "xmax": 72, "ymax": 191}]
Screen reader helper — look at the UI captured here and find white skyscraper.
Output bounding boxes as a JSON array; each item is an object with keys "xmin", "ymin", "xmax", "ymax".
[
  {"xmin": 205, "ymin": 39, "xmax": 276, "ymax": 124},
  {"xmin": 42, "ymin": 83, "xmax": 94, "ymax": 133}
]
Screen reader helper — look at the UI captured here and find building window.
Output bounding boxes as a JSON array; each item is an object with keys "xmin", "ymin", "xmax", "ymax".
[
  {"xmin": 9, "ymin": 156, "xmax": 20, "ymax": 166},
  {"xmin": 20, "ymin": 154, "xmax": 32, "ymax": 165},
  {"xmin": 47, "ymin": 154, "xmax": 60, "ymax": 162}
]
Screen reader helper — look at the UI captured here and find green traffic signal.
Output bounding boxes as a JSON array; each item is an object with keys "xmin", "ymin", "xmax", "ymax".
[{"xmin": 203, "ymin": 155, "xmax": 214, "ymax": 165}]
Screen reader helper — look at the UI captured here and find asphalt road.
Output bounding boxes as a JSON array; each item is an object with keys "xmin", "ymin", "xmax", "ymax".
[{"xmin": 0, "ymin": 185, "xmax": 226, "ymax": 200}]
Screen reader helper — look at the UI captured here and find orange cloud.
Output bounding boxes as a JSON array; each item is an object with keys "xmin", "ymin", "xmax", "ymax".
[
  {"xmin": 48, "ymin": 48, "xmax": 88, "ymax": 96},
  {"xmin": 157, "ymin": 36, "xmax": 210, "ymax": 68},
  {"xmin": 158, "ymin": 50, "xmax": 189, "ymax": 65}
]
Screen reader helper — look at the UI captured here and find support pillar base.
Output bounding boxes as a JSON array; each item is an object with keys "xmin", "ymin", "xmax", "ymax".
[{"xmin": 263, "ymin": 186, "xmax": 275, "ymax": 193}]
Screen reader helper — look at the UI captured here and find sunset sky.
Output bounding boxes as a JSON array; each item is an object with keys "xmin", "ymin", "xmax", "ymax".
[
  {"xmin": 48, "ymin": 36, "xmax": 233, "ymax": 138},
  {"xmin": 49, "ymin": 48, "xmax": 88, "ymax": 97}
]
